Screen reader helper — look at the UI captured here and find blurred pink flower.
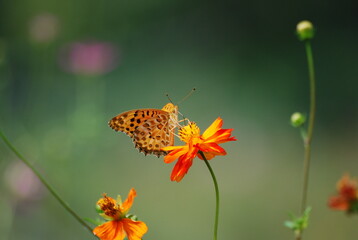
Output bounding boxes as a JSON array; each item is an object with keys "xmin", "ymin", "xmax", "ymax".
[
  {"xmin": 4, "ymin": 161, "xmax": 44, "ymax": 201},
  {"xmin": 60, "ymin": 41, "xmax": 118, "ymax": 76},
  {"xmin": 29, "ymin": 13, "xmax": 59, "ymax": 43}
]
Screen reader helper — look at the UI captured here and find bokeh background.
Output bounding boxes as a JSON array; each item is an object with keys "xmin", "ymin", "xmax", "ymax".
[{"xmin": 1, "ymin": 0, "xmax": 357, "ymax": 239}]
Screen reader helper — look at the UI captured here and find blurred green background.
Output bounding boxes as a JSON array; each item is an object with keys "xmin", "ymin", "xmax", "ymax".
[{"xmin": 1, "ymin": 0, "xmax": 357, "ymax": 239}]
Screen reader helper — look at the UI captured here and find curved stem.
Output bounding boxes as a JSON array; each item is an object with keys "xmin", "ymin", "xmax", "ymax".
[
  {"xmin": 199, "ymin": 151, "xmax": 220, "ymax": 240},
  {"xmin": 0, "ymin": 129, "xmax": 96, "ymax": 237},
  {"xmin": 300, "ymin": 40, "xmax": 316, "ymax": 214}
]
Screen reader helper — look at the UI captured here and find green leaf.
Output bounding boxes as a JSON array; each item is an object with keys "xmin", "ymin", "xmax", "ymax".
[{"xmin": 284, "ymin": 207, "xmax": 312, "ymax": 233}]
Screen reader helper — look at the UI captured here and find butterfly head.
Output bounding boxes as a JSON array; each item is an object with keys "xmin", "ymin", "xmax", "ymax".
[{"xmin": 162, "ymin": 103, "xmax": 178, "ymax": 114}]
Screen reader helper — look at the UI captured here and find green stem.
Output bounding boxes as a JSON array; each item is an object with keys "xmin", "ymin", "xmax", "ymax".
[
  {"xmin": 295, "ymin": 40, "xmax": 316, "ymax": 240},
  {"xmin": 300, "ymin": 40, "xmax": 316, "ymax": 214},
  {"xmin": 199, "ymin": 151, "xmax": 220, "ymax": 240},
  {"xmin": 0, "ymin": 129, "xmax": 96, "ymax": 237}
]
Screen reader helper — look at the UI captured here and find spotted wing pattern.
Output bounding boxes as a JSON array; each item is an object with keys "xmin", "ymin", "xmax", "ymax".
[{"xmin": 109, "ymin": 103, "xmax": 178, "ymax": 157}]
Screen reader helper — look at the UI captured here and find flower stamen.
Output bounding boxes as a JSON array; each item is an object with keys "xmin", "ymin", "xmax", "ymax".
[{"xmin": 179, "ymin": 122, "xmax": 200, "ymax": 142}]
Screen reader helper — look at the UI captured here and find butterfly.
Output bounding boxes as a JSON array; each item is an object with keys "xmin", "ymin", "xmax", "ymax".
[{"xmin": 108, "ymin": 103, "xmax": 178, "ymax": 157}]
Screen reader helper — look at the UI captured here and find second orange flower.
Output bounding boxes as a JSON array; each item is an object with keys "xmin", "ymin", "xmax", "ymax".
[{"xmin": 162, "ymin": 117, "xmax": 236, "ymax": 182}]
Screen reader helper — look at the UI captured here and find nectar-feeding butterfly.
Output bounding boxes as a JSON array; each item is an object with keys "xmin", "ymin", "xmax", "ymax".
[{"xmin": 108, "ymin": 103, "xmax": 178, "ymax": 157}]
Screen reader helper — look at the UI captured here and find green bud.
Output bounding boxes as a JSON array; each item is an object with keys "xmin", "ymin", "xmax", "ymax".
[
  {"xmin": 296, "ymin": 20, "xmax": 315, "ymax": 41},
  {"xmin": 96, "ymin": 204, "xmax": 104, "ymax": 213},
  {"xmin": 125, "ymin": 214, "xmax": 138, "ymax": 220},
  {"xmin": 291, "ymin": 112, "xmax": 306, "ymax": 127}
]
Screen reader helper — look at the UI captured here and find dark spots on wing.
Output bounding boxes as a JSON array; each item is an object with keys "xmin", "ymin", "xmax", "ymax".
[
  {"xmin": 130, "ymin": 118, "xmax": 135, "ymax": 122},
  {"xmin": 130, "ymin": 123, "xmax": 134, "ymax": 127},
  {"xmin": 119, "ymin": 120, "xmax": 124, "ymax": 125},
  {"xmin": 143, "ymin": 123, "xmax": 150, "ymax": 128},
  {"xmin": 137, "ymin": 119, "xmax": 141, "ymax": 123},
  {"xmin": 126, "ymin": 128, "xmax": 130, "ymax": 131},
  {"xmin": 155, "ymin": 144, "xmax": 159, "ymax": 148}
]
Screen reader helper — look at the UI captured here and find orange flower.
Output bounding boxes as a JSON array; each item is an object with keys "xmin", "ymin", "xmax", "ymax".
[
  {"xmin": 162, "ymin": 117, "xmax": 236, "ymax": 182},
  {"xmin": 93, "ymin": 188, "xmax": 148, "ymax": 240},
  {"xmin": 328, "ymin": 174, "xmax": 358, "ymax": 212}
]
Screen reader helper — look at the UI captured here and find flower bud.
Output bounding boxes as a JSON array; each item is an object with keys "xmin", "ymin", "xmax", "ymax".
[
  {"xmin": 125, "ymin": 214, "xmax": 138, "ymax": 220},
  {"xmin": 96, "ymin": 204, "xmax": 104, "ymax": 213},
  {"xmin": 291, "ymin": 112, "xmax": 306, "ymax": 127},
  {"xmin": 296, "ymin": 20, "xmax": 315, "ymax": 41}
]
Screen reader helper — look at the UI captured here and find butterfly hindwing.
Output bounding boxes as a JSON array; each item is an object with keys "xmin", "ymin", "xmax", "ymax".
[{"xmin": 133, "ymin": 113, "xmax": 173, "ymax": 156}]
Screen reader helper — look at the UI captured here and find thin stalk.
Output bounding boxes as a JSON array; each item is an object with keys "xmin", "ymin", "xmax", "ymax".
[
  {"xmin": 300, "ymin": 40, "xmax": 316, "ymax": 214},
  {"xmin": 295, "ymin": 40, "xmax": 316, "ymax": 240},
  {"xmin": 199, "ymin": 151, "xmax": 220, "ymax": 240},
  {"xmin": 0, "ymin": 129, "xmax": 96, "ymax": 236}
]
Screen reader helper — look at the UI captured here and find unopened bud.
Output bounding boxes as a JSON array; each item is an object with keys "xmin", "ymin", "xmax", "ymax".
[
  {"xmin": 296, "ymin": 20, "xmax": 315, "ymax": 41},
  {"xmin": 291, "ymin": 112, "xmax": 306, "ymax": 127},
  {"xmin": 96, "ymin": 204, "xmax": 103, "ymax": 213}
]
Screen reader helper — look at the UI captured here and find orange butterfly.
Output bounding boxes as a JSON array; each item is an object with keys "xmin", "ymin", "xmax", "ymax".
[{"xmin": 108, "ymin": 103, "xmax": 178, "ymax": 157}]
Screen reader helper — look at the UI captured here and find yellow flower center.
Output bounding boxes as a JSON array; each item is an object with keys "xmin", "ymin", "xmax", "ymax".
[
  {"xmin": 97, "ymin": 194, "xmax": 120, "ymax": 219},
  {"xmin": 179, "ymin": 122, "xmax": 200, "ymax": 142}
]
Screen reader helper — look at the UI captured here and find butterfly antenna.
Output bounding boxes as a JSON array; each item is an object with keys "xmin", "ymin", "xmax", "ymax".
[
  {"xmin": 165, "ymin": 93, "xmax": 174, "ymax": 104},
  {"xmin": 178, "ymin": 88, "xmax": 196, "ymax": 105}
]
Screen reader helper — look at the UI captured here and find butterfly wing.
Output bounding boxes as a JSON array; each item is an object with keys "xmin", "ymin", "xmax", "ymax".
[
  {"xmin": 133, "ymin": 112, "xmax": 174, "ymax": 157},
  {"xmin": 109, "ymin": 109, "xmax": 163, "ymax": 137},
  {"xmin": 109, "ymin": 108, "xmax": 176, "ymax": 157}
]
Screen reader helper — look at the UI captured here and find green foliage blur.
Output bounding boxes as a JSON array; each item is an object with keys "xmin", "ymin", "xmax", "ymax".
[{"xmin": 1, "ymin": 0, "xmax": 357, "ymax": 239}]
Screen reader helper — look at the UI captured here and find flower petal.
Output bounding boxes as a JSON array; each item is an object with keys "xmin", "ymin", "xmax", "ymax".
[
  {"xmin": 170, "ymin": 154, "xmax": 194, "ymax": 182},
  {"xmin": 198, "ymin": 152, "xmax": 217, "ymax": 160},
  {"xmin": 93, "ymin": 220, "xmax": 125, "ymax": 240},
  {"xmin": 122, "ymin": 218, "xmax": 148, "ymax": 240},
  {"xmin": 337, "ymin": 174, "xmax": 357, "ymax": 200},
  {"xmin": 170, "ymin": 143, "xmax": 198, "ymax": 182},
  {"xmin": 198, "ymin": 142, "xmax": 227, "ymax": 155},
  {"xmin": 201, "ymin": 117, "xmax": 223, "ymax": 139},
  {"xmin": 161, "ymin": 145, "xmax": 183, "ymax": 152},
  {"xmin": 204, "ymin": 128, "xmax": 237, "ymax": 144},
  {"xmin": 328, "ymin": 196, "xmax": 350, "ymax": 211},
  {"xmin": 163, "ymin": 145, "xmax": 189, "ymax": 163},
  {"xmin": 120, "ymin": 188, "xmax": 136, "ymax": 214}
]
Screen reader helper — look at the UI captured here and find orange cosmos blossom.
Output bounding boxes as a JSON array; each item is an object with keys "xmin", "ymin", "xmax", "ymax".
[
  {"xmin": 162, "ymin": 117, "xmax": 236, "ymax": 182},
  {"xmin": 328, "ymin": 174, "xmax": 358, "ymax": 213},
  {"xmin": 93, "ymin": 188, "xmax": 148, "ymax": 240}
]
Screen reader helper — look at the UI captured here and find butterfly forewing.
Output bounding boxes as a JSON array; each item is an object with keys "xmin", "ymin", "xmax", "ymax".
[
  {"xmin": 108, "ymin": 103, "xmax": 178, "ymax": 157},
  {"xmin": 109, "ymin": 109, "xmax": 165, "ymax": 137}
]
